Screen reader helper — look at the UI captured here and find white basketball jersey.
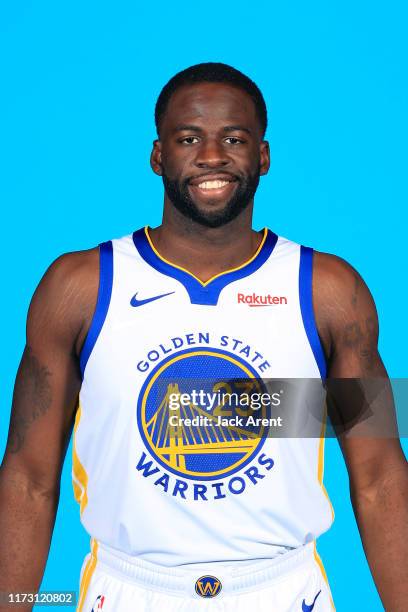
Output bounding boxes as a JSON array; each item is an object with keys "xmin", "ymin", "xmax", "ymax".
[{"xmin": 73, "ymin": 226, "xmax": 334, "ymax": 567}]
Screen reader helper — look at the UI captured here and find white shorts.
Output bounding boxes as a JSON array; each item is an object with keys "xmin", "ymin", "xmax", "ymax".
[{"xmin": 77, "ymin": 539, "xmax": 335, "ymax": 612}]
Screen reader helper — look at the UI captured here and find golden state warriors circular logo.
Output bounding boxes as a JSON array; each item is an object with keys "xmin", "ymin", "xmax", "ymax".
[
  {"xmin": 137, "ymin": 347, "xmax": 267, "ymax": 480},
  {"xmin": 195, "ymin": 575, "xmax": 222, "ymax": 598}
]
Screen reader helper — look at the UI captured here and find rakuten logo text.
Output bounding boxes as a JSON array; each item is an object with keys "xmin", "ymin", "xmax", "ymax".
[{"xmin": 237, "ymin": 293, "xmax": 288, "ymax": 307}]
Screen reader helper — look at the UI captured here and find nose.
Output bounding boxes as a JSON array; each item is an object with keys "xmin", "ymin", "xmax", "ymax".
[{"xmin": 194, "ymin": 138, "xmax": 230, "ymax": 169}]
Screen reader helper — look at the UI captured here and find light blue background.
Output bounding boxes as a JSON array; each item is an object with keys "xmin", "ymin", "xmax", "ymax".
[{"xmin": 1, "ymin": 2, "xmax": 407, "ymax": 610}]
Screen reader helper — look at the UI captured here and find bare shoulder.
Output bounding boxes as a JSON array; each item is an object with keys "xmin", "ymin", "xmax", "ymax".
[
  {"xmin": 28, "ymin": 247, "xmax": 100, "ymax": 355},
  {"xmin": 36, "ymin": 247, "xmax": 99, "ymax": 297},
  {"xmin": 312, "ymin": 251, "xmax": 379, "ymax": 366},
  {"xmin": 312, "ymin": 251, "xmax": 377, "ymax": 313}
]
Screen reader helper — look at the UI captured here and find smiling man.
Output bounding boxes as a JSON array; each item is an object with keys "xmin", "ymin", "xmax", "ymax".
[{"xmin": 0, "ymin": 63, "xmax": 407, "ymax": 612}]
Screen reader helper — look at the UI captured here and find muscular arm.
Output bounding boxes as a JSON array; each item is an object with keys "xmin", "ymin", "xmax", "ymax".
[
  {"xmin": 0, "ymin": 249, "xmax": 98, "ymax": 611},
  {"xmin": 314, "ymin": 252, "xmax": 408, "ymax": 611}
]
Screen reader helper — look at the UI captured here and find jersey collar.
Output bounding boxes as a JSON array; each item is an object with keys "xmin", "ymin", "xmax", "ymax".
[{"xmin": 132, "ymin": 226, "xmax": 278, "ymax": 306}]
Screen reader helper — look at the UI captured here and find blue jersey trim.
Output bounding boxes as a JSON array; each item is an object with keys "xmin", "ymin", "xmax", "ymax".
[
  {"xmin": 299, "ymin": 246, "xmax": 327, "ymax": 379},
  {"xmin": 79, "ymin": 241, "xmax": 113, "ymax": 378},
  {"xmin": 132, "ymin": 228, "xmax": 278, "ymax": 306}
]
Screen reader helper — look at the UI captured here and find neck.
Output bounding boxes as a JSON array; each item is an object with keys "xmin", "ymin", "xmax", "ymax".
[{"xmin": 148, "ymin": 201, "xmax": 263, "ymax": 283}]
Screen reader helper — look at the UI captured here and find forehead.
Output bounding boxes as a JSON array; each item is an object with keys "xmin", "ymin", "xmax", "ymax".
[{"xmin": 162, "ymin": 82, "xmax": 260, "ymax": 132}]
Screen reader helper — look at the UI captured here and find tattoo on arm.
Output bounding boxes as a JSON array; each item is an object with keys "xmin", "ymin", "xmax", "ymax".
[
  {"xmin": 343, "ymin": 316, "xmax": 377, "ymax": 369},
  {"xmin": 7, "ymin": 346, "xmax": 52, "ymax": 454}
]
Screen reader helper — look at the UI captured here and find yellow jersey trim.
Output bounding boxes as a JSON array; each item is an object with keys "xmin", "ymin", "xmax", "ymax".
[
  {"xmin": 317, "ymin": 404, "xmax": 335, "ymax": 522},
  {"xmin": 315, "ymin": 406, "xmax": 335, "ymax": 610},
  {"xmin": 72, "ymin": 403, "xmax": 89, "ymax": 515},
  {"xmin": 77, "ymin": 538, "xmax": 98, "ymax": 611},
  {"xmin": 314, "ymin": 542, "xmax": 336, "ymax": 610}
]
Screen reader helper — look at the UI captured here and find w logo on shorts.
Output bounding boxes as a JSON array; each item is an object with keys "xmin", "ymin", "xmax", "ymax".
[{"xmin": 195, "ymin": 575, "xmax": 222, "ymax": 598}]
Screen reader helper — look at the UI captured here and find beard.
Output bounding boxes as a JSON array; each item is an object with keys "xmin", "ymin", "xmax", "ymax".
[{"xmin": 161, "ymin": 166, "xmax": 261, "ymax": 228}]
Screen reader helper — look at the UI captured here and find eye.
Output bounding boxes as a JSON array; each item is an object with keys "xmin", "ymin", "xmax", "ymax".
[
  {"xmin": 179, "ymin": 136, "xmax": 200, "ymax": 145},
  {"xmin": 224, "ymin": 137, "xmax": 245, "ymax": 145}
]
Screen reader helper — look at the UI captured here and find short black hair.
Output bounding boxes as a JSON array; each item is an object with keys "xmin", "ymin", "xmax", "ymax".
[{"xmin": 155, "ymin": 62, "xmax": 267, "ymax": 138}]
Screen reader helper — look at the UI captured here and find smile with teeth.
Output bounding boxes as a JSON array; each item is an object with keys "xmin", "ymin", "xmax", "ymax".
[{"xmin": 197, "ymin": 180, "xmax": 231, "ymax": 190}]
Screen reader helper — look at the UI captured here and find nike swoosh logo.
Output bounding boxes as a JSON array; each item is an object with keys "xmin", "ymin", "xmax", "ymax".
[
  {"xmin": 302, "ymin": 590, "xmax": 321, "ymax": 612},
  {"xmin": 130, "ymin": 291, "xmax": 175, "ymax": 307}
]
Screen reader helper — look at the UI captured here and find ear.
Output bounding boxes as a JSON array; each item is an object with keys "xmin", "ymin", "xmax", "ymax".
[
  {"xmin": 259, "ymin": 140, "xmax": 270, "ymax": 176},
  {"xmin": 150, "ymin": 139, "xmax": 163, "ymax": 176}
]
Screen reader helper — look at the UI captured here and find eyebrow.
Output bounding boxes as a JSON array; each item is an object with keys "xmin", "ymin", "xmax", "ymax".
[
  {"xmin": 173, "ymin": 124, "xmax": 252, "ymax": 135},
  {"xmin": 223, "ymin": 125, "xmax": 252, "ymax": 135},
  {"xmin": 173, "ymin": 124, "xmax": 203, "ymax": 133}
]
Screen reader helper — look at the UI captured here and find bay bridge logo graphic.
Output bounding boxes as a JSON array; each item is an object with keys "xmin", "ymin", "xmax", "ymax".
[
  {"xmin": 137, "ymin": 348, "xmax": 268, "ymax": 480},
  {"xmin": 195, "ymin": 575, "xmax": 222, "ymax": 598}
]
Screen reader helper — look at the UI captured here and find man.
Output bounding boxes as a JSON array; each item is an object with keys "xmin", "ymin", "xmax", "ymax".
[{"xmin": 0, "ymin": 62, "xmax": 407, "ymax": 612}]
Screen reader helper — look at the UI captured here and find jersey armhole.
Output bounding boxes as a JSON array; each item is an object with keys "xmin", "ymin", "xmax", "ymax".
[
  {"xmin": 299, "ymin": 246, "xmax": 327, "ymax": 379},
  {"xmin": 79, "ymin": 241, "xmax": 113, "ymax": 379}
]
